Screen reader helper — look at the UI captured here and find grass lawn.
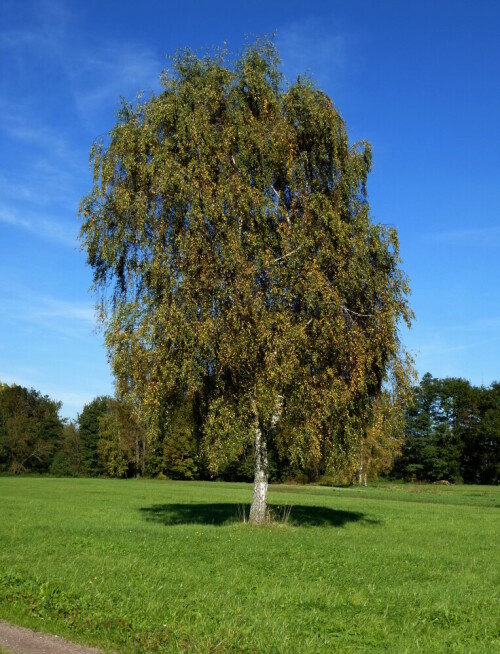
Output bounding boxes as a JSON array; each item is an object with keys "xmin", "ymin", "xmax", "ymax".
[{"xmin": 0, "ymin": 477, "xmax": 498, "ymax": 653}]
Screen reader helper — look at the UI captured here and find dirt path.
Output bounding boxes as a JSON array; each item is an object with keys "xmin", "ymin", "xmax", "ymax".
[{"xmin": 0, "ymin": 622, "xmax": 106, "ymax": 654}]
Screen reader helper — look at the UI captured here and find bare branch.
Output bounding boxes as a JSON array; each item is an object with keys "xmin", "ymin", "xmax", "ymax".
[
  {"xmin": 272, "ymin": 246, "xmax": 301, "ymax": 263},
  {"xmin": 342, "ymin": 305, "xmax": 374, "ymax": 318}
]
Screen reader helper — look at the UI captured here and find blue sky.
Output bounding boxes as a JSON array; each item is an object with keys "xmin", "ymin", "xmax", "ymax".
[{"xmin": 1, "ymin": 0, "xmax": 499, "ymax": 420}]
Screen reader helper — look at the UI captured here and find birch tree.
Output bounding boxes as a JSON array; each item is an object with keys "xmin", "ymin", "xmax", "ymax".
[
  {"xmin": 79, "ymin": 40, "xmax": 413, "ymax": 523},
  {"xmin": 357, "ymin": 367, "xmax": 414, "ymax": 486}
]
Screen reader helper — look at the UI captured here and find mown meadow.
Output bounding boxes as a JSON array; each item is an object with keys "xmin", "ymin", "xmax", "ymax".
[{"xmin": 0, "ymin": 478, "xmax": 498, "ymax": 653}]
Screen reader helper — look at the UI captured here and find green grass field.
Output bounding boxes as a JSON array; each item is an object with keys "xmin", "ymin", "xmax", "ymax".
[{"xmin": 0, "ymin": 478, "xmax": 498, "ymax": 653}]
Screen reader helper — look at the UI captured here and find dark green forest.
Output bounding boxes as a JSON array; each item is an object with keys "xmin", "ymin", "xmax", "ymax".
[
  {"xmin": 393, "ymin": 373, "xmax": 499, "ymax": 484},
  {"xmin": 0, "ymin": 374, "xmax": 498, "ymax": 484}
]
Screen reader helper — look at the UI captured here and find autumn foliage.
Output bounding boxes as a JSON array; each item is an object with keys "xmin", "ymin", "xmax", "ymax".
[{"xmin": 79, "ymin": 41, "xmax": 414, "ymax": 519}]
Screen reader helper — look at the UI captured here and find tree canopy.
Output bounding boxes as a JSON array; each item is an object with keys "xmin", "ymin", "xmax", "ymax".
[
  {"xmin": 0, "ymin": 383, "xmax": 63, "ymax": 473},
  {"xmin": 79, "ymin": 40, "xmax": 414, "ymax": 522}
]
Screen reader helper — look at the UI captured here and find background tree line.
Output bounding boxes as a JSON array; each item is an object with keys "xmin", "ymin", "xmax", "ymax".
[
  {"xmin": 0, "ymin": 374, "xmax": 498, "ymax": 483},
  {"xmin": 392, "ymin": 373, "xmax": 499, "ymax": 484}
]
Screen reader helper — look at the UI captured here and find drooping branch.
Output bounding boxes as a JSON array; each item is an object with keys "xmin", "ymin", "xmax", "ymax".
[{"xmin": 271, "ymin": 184, "xmax": 291, "ymax": 227}]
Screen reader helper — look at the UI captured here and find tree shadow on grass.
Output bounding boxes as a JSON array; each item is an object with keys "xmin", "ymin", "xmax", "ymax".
[{"xmin": 139, "ymin": 503, "xmax": 379, "ymax": 527}]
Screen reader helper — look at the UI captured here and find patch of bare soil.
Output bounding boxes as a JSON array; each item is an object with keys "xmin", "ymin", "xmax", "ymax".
[{"xmin": 0, "ymin": 622, "xmax": 106, "ymax": 654}]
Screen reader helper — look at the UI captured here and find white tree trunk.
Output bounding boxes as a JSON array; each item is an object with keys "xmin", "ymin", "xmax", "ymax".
[
  {"xmin": 364, "ymin": 453, "xmax": 371, "ymax": 487},
  {"xmin": 248, "ymin": 396, "xmax": 283, "ymax": 525},
  {"xmin": 249, "ymin": 413, "xmax": 268, "ymax": 525},
  {"xmin": 358, "ymin": 443, "xmax": 364, "ymax": 487}
]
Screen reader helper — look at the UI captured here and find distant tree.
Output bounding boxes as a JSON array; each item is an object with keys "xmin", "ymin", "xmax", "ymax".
[
  {"xmin": 433, "ymin": 377, "xmax": 475, "ymax": 482},
  {"xmin": 162, "ymin": 399, "xmax": 198, "ymax": 479},
  {"xmin": 96, "ymin": 405, "xmax": 129, "ymax": 478},
  {"xmin": 79, "ymin": 40, "xmax": 413, "ymax": 522},
  {"xmin": 0, "ymin": 383, "xmax": 63, "ymax": 473},
  {"xmin": 97, "ymin": 398, "xmax": 146, "ymax": 478},
  {"xmin": 50, "ymin": 422, "xmax": 85, "ymax": 477},
  {"xmin": 78, "ymin": 396, "xmax": 111, "ymax": 476},
  {"xmin": 357, "ymin": 379, "xmax": 412, "ymax": 485},
  {"xmin": 394, "ymin": 374, "xmax": 499, "ymax": 484},
  {"xmin": 462, "ymin": 382, "xmax": 499, "ymax": 484},
  {"xmin": 394, "ymin": 373, "xmax": 439, "ymax": 481}
]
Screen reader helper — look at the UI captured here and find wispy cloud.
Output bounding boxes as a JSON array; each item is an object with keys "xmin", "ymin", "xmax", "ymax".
[
  {"xmin": 69, "ymin": 45, "xmax": 161, "ymax": 123},
  {"xmin": 276, "ymin": 17, "xmax": 355, "ymax": 88},
  {"xmin": 0, "ymin": 0, "xmax": 70, "ymax": 52},
  {"xmin": 0, "ymin": 207, "xmax": 77, "ymax": 247},
  {"xmin": 1, "ymin": 1, "xmax": 162, "ymax": 131},
  {"xmin": 38, "ymin": 297, "xmax": 95, "ymax": 324},
  {"xmin": 0, "ymin": 107, "xmax": 72, "ymax": 157},
  {"xmin": 419, "ymin": 341, "xmax": 482, "ymax": 358},
  {"xmin": 1, "ymin": 292, "xmax": 95, "ymax": 331},
  {"xmin": 0, "ymin": 367, "xmax": 41, "ymax": 389},
  {"xmin": 449, "ymin": 316, "xmax": 500, "ymax": 333},
  {"xmin": 0, "ymin": 2, "xmax": 162, "ymax": 251},
  {"xmin": 425, "ymin": 226, "xmax": 500, "ymax": 246},
  {"xmin": 0, "ymin": 156, "xmax": 82, "ymax": 212}
]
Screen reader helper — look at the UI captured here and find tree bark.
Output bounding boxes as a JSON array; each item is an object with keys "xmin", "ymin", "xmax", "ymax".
[
  {"xmin": 358, "ymin": 442, "xmax": 364, "ymax": 487},
  {"xmin": 135, "ymin": 434, "xmax": 140, "ymax": 477},
  {"xmin": 249, "ymin": 408, "xmax": 268, "ymax": 525},
  {"xmin": 248, "ymin": 396, "xmax": 283, "ymax": 525},
  {"xmin": 364, "ymin": 453, "xmax": 371, "ymax": 487}
]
